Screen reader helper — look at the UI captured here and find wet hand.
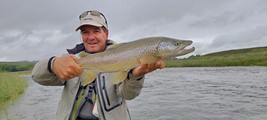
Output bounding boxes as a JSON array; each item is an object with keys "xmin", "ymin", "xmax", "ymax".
[
  {"xmin": 53, "ymin": 54, "xmax": 83, "ymax": 80},
  {"xmin": 131, "ymin": 59, "xmax": 165, "ymax": 78}
]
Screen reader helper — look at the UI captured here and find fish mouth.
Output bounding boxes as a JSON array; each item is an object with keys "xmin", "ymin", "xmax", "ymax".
[
  {"xmin": 177, "ymin": 41, "xmax": 195, "ymax": 55},
  {"xmin": 179, "ymin": 47, "xmax": 195, "ymax": 55}
]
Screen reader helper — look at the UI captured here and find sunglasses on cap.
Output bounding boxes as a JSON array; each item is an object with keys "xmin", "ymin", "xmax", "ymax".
[{"xmin": 79, "ymin": 10, "xmax": 108, "ymax": 27}]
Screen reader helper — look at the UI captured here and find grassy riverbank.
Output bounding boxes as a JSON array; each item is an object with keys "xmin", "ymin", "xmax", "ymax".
[
  {"xmin": 0, "ymin": 72, "xmax": 29, "ymax": 109},
  {"xmin": 165, "ymin": 46, "xmax": 267, "ymax": 67}
]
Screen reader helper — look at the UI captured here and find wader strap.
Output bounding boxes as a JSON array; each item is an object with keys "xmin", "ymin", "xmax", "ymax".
[{"xmin": 70, "ymin": 85, "xmax": 90, "ymax": 120}]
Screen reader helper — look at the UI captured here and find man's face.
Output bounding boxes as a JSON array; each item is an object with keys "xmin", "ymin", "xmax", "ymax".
[{"xmin": 80, "ymin": 25, "xmax": 108, "ymax": 53}]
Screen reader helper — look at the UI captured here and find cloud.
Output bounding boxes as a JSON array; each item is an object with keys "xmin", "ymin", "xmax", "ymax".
[
  {"xmin": 0, "ymin": 29, "xmax": 78, "ymax": 61},
  {"xmin": 208, "ymin": 25, "xmax": 267, "ymax": 53},
  {"xmin": 0, "ymin": 0, "xmax": 267, "ymax": 61}
]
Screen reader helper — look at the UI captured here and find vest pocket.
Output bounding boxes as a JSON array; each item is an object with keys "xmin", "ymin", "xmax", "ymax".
[{"xmin": 99, "ymin": 76, "xmax": 123, "ymax": 112}]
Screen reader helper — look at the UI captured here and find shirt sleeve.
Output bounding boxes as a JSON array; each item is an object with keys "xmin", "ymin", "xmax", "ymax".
[
  {"xmin": 31, "ymin": 58, "xmax": 65, "ymax": 86},
  {"xmin": 116, "ymin": 71, "xmax": 145, "ymax": 100}
]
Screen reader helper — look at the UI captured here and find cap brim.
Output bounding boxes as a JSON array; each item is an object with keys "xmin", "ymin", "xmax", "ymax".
[{"xmin": 75, "ymin": 21, "xmax": 103, "ymax": 31}]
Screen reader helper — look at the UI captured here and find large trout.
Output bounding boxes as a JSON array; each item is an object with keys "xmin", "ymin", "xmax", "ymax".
[{"xmin": 77, "ymin": 36, "xmax": 195, "ymax": 85}]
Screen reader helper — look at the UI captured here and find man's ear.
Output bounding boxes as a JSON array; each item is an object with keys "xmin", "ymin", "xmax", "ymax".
[
  {"xmin": 105, "ymin": 31, "xmax": 109, "ymax": 36},
  {"xmin": 102, "ymin": 26, "xmax": 109, "ymax": 36}
]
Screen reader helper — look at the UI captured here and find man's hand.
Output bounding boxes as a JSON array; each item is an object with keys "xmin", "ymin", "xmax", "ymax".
[
  {"xmin": 53, "ymin": 54, "xmax": 83, "ymax": 80},
  {"xmin": 131, "ymin": 59, "xmax": 165, "ymax": 78}
]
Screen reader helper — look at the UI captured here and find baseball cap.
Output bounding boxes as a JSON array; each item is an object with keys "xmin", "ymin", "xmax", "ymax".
[{"xmin": 75, "ymin": 10, "xmax": 108, "ymax": 31}]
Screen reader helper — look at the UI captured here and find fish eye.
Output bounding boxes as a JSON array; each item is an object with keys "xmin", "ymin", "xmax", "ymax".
[{"xmin": 176, "ymin": 42, "xmax": 180, "ymax": 46}]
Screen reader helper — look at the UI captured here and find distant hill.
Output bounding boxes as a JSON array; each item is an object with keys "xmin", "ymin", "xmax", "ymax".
[
  {"xmin": 165, "ymin": 46, "xmax": 267, "ymax": 67},
  {"xmin": 204, "ymin": 46, "xmax": 267, "ymax": 57}
]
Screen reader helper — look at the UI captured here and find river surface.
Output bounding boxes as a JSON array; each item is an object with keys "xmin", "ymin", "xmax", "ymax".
[{"xmin": 1, "ymin": 67, "xmax": 267, "ymax": 120}]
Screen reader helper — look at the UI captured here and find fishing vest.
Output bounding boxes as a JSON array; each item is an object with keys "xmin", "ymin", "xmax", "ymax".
[{"xmin": 69, "ymin": 79, "xmax": 98, "ymax": 120}]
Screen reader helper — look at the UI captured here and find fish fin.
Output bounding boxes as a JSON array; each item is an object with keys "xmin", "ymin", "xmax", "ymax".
[
  {"xmin": 106, "ymin": 43, "xmax": 125, "ymax": 50},
  {"xmin": 111, "ymin": 71, "xmax": 128, "ymax": 84},
  {"xmin": 81, "ymin": 70, "xmax": 97, "ymax": 86},
  {"xmin": 79, "ymin": 51, "xmax": 88, "ymax": 58},
  {"xmin": 139, "ymin": 56, "xmax": 159, "ymax": 64}
]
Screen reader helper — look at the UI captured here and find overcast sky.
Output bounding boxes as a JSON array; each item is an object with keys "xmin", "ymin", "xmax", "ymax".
[{"xmin": 1, "ymin": 0, "xmax": 266, "ymax": 61}]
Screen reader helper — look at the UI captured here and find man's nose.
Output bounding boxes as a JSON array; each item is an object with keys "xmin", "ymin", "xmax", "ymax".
[{"xmin": 88, "ymin": 33, "xmax": 95, "ymax": 40}]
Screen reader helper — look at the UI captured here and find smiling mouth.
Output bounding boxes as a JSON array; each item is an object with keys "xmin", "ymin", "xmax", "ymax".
[{"xmin": 87, "ymin": 40, "xmax": 98, "ymax": 45}]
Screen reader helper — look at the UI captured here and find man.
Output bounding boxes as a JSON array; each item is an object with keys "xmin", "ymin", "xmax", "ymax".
[{"xmin": 32, "ymin": 10, "xmax": 164, "ymax": 120}]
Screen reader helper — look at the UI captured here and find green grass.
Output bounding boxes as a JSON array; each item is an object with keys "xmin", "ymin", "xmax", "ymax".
[
  {"xmin": 0, "ymin": 61, "xmax": 35, "ymax": 72},
  {"xmin": 165, "ymin": 46, "xmax": 267, "ymax": 67},
  {"xmin": 0, "ymin": 72, "xmax": 29, "ymax": 109}
]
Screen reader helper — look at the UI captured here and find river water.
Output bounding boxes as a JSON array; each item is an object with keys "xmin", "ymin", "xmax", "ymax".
[{"xmin": 1, "ymin": 67, "xmax": 267, "ymax": 120}]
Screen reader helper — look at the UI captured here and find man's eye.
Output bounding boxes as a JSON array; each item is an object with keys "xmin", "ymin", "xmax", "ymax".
[
  {"xmin": 94, "ymin": 30, "xmax": 101, "ymax": 34},
  {"xmin": 95, "ymin": 29, "xmax": 100, "ymax": 32},
  {"xmin": 81, "ymin": 31, "xmax": 88, "ymax": 34}
]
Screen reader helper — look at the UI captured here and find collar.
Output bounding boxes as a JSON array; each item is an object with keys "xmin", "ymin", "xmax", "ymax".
[{"xmin": 66, "ymin": 39, "xmax": 115, "ymax": 54}]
